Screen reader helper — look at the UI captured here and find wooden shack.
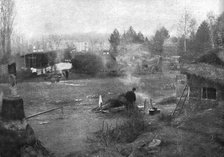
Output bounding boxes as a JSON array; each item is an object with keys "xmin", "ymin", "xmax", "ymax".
[
  {"xmin": 22, "ymin": 52, "xmax": 49, "ymax": 69},
  {"xmin": 181, "ymin": 48, "xmax": 224, "ymax": 111}
]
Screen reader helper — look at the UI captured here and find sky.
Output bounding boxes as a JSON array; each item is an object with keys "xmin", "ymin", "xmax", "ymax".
[{"xmin": 14, "ymin": 0, "xmax": 222, "ymax": 39}]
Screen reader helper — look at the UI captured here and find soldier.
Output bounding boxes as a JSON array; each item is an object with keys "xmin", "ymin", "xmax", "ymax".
[
  {"xmin": 9, "ymin": 74, "xmax": 18, "ymax": 97},
  {"xmin": 125, "ymin": 87, "xmax": 136, "ymax": 110}
]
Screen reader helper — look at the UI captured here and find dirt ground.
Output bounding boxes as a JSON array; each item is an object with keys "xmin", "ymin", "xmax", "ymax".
[{"xmin": 0, "ymin": 74, "xmax": 176, "ymax": 157}]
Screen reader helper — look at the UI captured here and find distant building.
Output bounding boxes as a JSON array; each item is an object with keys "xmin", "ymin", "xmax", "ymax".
[
  {"xmin": 89, "ymin": 41, "xmax": 110, "ymax": 53},
  {"xmin": 21, "ymin": 52, "xmax": 49, "ymax": 69},
  {"xmin": 74, "ymin": 42, "xmax": 89, "ymax": 52}
]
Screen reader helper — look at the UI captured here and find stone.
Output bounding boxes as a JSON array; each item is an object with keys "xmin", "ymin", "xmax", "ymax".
[
  {"xmin": 147, "ymin": 139, "xmax": 161, "ymax": 148},
  {"xmin": 21, "ymin": 146, "xmax": 37, "ymax": 157}
]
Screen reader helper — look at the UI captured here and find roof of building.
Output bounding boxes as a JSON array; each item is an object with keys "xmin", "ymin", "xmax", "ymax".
[
  {"xmin": 195, "ymin": 48, "xmax": 224, "ymax": 67},
  {"xmin": 181, "ymin": 63, "xmax": 224, "ymax": 85}
]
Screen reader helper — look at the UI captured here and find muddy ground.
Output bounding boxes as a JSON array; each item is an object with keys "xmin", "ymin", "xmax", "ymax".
[{"xmin": 0, "ymin": 74, "xmax": 176, "ymax": 157}]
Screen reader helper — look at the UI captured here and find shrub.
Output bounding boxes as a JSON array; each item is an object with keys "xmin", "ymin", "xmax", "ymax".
[
  {"xmin": 71, "ymin": 53, "xmax": 103, "ymax": 76},
  {"xmin": 95, "ymin": 110, "xmax": 147, "ymax": 146},
  {"xmin": 17, "ymin": 69, "xmax": 32, "ymax": 81}
]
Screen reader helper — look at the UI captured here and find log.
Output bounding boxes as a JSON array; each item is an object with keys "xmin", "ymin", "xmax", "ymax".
[{"xmin": 1, "ymin": 97, "xmax": 25, "ymax": 120}]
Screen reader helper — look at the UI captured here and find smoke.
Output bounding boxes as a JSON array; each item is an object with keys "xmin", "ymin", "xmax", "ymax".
[
  {"xmin": 116, "ymin": 44, "xmax": 153, "ymax": 102},
  {"xmin": 118, "ymin": 73, "xmax": 141, "ymax": 86},
  {"xmin": 135, "ymin": 92, "xmax": 151, "ymax": 101}
]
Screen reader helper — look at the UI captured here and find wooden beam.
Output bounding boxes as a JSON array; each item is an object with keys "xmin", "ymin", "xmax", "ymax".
[{"xmin": 26, "ymin": 107, "xmax": 63, "ymax": 119}]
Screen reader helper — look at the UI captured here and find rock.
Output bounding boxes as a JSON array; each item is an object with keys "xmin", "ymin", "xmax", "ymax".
[
  {"xmin": 117, "ymin": 132, "xmax": 154, "ymax": 157},
  {"xmin": 21, "ymin": 146, "xmax": 37, "ymax": 157},
  {"xmin": 118, "ymin": 146, "xmax": 132, "ymax": 157},
  {"xmin": 130, "ymin": 132, "xmax": 154, "ymax": 148},
  {"xmin": 25, "ymin": 124, "xmax": 36, "ymax": 145},
  {"xmin": 147, "ymin": 139, "xmax": 161, "ymax": 148}
]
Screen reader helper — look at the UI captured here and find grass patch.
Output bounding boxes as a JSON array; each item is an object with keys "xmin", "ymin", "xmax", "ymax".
[
  {"xmin": 158, "ymin": 113, "xmax": 173, "ymax": 125},
  {"xmin": 157, "ymin": 96, "xmax": 177, "ymax": 105},
  {"xmin": 157, "ymin": 127, "xmax": 224, "ymax": 157}
]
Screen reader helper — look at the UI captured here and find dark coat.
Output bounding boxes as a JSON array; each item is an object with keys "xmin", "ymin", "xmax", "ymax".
[{"xmin": 125, "ymin": 91, "xmax": 136, "ymax": 103}]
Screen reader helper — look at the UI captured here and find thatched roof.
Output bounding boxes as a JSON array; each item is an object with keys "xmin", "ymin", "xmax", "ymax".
[
  {"xmin": 181, "ymin": 63, "xmax": 224, "ymax": 85},
  {"xmin": 195, "ymin": 48, "xmax": 224, "ymax": 67}
]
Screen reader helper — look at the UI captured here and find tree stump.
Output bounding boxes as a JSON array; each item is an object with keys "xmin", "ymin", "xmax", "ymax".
[{"xmin": 1, "ymin": 97, "xmax": 25, "ymax": 120}]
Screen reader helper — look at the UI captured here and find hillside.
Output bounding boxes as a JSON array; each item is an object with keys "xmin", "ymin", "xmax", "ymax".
[{"xmin": 116, "ymin": 43, "xmax": 162, "ymax": 75}]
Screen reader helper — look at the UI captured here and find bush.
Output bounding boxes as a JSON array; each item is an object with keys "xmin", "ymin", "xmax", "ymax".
[
  {"xmin": 71, "ymin": 53, "xmax": 103, "ymax": 76},
  {"xmin": 95, "ymin": 110, "xmax": 147, "ymax": 146},
  {"xmin": 17, "ymin": 69, "xmax": 32, "ymax": 81}
]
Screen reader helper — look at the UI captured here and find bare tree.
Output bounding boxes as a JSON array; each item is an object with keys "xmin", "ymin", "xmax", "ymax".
[
  {"xmin": 178, "ymin": 11, "xmax": 197, "ymax": 52},
  {"xmin": 11, "ymin": 33, "xmax": 30, "ymax": 55},
  {"xmin": 0, "ymin": 0, "xmax": 15, "ymax": 62},
  {"xmin": 207, "ymin": 11, "xmax": 216, "ymax": 49}
]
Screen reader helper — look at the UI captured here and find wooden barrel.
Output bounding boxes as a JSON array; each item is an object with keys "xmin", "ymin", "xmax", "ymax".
[{"xmin": 1, "ymin": 97, "xmax": 25, "ymax": 120}]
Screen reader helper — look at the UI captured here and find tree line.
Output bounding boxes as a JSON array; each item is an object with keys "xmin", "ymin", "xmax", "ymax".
[
  {"xmin": 109, "ymin": 11, "xmax": 224, "ymax": 61},
  {"xmin": 109, "ymin": 25, "xmax": 170, "ymax": 57},
  {"xmin": 178, "ymin": 12, "xmax": 224, "ymax": 61}
]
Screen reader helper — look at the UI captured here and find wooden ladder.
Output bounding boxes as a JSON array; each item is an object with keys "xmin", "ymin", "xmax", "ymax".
[{"xmin": 172, "ymin": 84, "xmax": 189, "ymax": 117}]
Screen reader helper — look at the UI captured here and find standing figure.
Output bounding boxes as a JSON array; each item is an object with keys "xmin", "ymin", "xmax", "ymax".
[
  {"xmin": 125, "ymin": 87, "xmax": 136, "ymax": 110},
  {"xmin": 9, "ymin": 74, "xmax": 18, "ymax": 97},
  {"xmin": 65, "ymin": 70, "xmax": 69, "ymax": 80}
]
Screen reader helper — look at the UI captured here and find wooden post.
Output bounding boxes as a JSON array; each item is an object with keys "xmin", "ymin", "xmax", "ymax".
[
  {"xmin": 1, "ymin": 97, "xmax": 25, "ymax": 120},
  {"xmin": 143, "ymin": 99, "xmax": 147, "ymax": 113}
]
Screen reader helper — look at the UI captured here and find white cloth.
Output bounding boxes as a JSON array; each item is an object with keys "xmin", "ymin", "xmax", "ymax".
[
  {"xmin": 98, "ymin": 95, "xmax": 103, "ymax": 108},
  {"xmin": 42, "ymin": 68, "xmax": 46, "ymax": 74},
  {"xmin": 30, "ymin": 67, "xmax": 37, "ymax": 73},
  {"xmin": 55, "ymin": 62, "xmax": 72, "ymax": 71},
  {"xmin": 37, "ymin": 69, "xmax": 42, "ymax": 75}
]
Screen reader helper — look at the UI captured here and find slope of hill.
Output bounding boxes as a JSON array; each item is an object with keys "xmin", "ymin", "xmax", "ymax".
[{"xmin": 116, "ymin": 43, "xmax": 155, "ymax": 75}]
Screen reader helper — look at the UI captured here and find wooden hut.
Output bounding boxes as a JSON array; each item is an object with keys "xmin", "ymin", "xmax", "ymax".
[
  {"xmin": 181, "ymin": 48, "xmax": 224, "ymax": 111},
  {"xmin": 22, "ymin": 52, "xmax": 48, "ymax": 69}
]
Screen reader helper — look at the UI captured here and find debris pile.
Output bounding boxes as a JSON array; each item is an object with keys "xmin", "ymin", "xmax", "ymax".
[
  {"xmin": 92, "ymin": 93, "xmax": 128, "ymax": 113},
  {"xmin": 117, "ymin": 132, "xmax": 162, "ymax": 157},
  {"xmin": 0, "ymin": 119, "xmax": 53, "ymax": 157},
  {"xmin": 0, "ymin": 96, "xmax": 53, "ymax": 157}
]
